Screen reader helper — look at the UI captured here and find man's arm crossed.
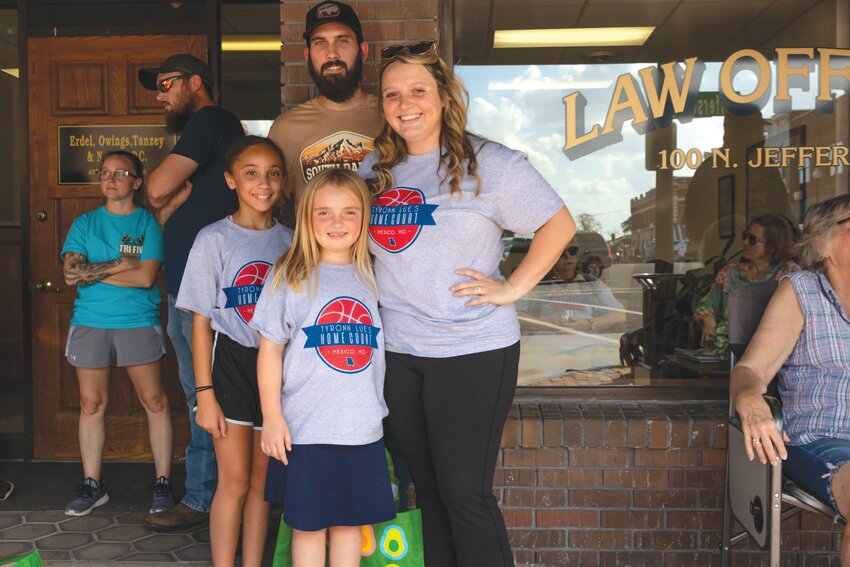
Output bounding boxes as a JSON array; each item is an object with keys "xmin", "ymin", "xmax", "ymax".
[{"xmin": 146, "ymin": 153, "xmax": 199, "ymax": 209}]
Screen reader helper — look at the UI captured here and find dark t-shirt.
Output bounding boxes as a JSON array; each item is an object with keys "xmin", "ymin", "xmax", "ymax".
[{"xmin": 163, "ymin": 106, "xmax": 244, "ymax": 294}]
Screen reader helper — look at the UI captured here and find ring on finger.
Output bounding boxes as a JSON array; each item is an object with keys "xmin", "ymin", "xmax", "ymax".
[
  {"xmin": 476, "ymin": 285, "xmax": 483, "ymax": 294},
  {"xmin": 752, "ymin": 437, "xmax": 761, "ymax": 446}
]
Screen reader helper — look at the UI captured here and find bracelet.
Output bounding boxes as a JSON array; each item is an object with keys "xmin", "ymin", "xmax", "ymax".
[{"xmin": 195, "ymin": 385, "xmax": 214, "ymax": 393}]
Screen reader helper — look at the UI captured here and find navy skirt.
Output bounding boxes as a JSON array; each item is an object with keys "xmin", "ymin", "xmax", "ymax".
[{"xmin": 265, "ymin": 438, "xmax": 396, "ymax": 531}]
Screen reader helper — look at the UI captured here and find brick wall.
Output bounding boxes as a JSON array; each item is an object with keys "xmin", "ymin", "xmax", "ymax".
[
  {"xmin": 500, "ymin": 400, "xmax": 844, "ymax": 566},
  {"xmin": 279, "ymin": 0, "xmax": 439, "ymax": 110}
]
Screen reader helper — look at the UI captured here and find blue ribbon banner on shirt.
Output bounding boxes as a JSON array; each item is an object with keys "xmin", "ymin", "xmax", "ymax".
[
  {"xmin": 370, "ymin": 203, "xmax": 438, "ymax": 227},
  {"xmin": 222, "ymin": 284, "xmax": 264, "ymax": 309},
  {"xmin": 302, "ymin": 323, "xmax": 381, "ymax": 349}
]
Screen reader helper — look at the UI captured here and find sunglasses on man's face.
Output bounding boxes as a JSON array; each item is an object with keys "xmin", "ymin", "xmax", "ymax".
[
  {"xmin": 156, "ymin": 74, "xmax": 191, "ymax": 94},
  {"xmin": 380, "ymin": 41, "xmax": 437, "ymax": 60},
  {"xmin": 742, "ymin": 230, "xmax": 766, "ymax": 246},
  {"xmin": 563, "ymin": 246, "xmax": 580, "ymax": 257}
]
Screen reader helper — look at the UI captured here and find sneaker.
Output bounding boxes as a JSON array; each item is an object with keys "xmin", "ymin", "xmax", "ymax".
[
  {"xmin": 148, "ymin": 476, "xmax": 176, "ymax": 514},
  {"xmin": 64, "ymin": 478, "xmax": 109, "ymax": 516},
  {"xmin": 0, "ymin": 480, "xmax": 13, "ymax": 501}
]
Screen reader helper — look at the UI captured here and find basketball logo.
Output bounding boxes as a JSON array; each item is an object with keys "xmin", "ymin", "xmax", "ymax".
[
  {"xmin": 302, "ymin": 296, "xmax": 381, "ymax": 374},
  {"xmin": 370, "ymin": 187, "xmax": 438, "ymax": 253},
  {"xmin": 222, "ymin": 261, "xmax": 272, "ymax": 324}
]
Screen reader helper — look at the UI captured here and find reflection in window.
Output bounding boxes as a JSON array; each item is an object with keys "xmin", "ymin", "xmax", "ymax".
[{"xmin": 457, "ymin": 55, "xmax": 847, "ymax": 386}]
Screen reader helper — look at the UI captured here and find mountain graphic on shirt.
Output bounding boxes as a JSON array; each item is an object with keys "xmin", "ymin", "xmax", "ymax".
[{"xmin": 300, "ymin": 131, "xmax": 374, "ymax": 182}]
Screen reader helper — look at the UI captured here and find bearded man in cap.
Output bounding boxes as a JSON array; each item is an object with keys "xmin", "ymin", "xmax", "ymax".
[
  {"xmin": 138, "ymin": 53, "xmax": 244, "ymax": 532},
  {"xmin": 269, "ymin": 0, "xmax": 380, "ymax": 225}
]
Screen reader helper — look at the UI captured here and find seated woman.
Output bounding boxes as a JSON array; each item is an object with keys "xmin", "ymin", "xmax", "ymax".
[
  {"xmin": 694, "ymin": 214, "xmax": 799, "ymax": 349},
  {"xmin": 731, "ymin": 194, "xmax": 850, "ymax": 565}
]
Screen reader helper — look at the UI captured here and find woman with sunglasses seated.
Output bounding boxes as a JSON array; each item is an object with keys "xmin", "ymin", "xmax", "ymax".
[
  {"xmin": 359, "ymin": 41, "xmax": 574, "ymax": 567},
  {"xmin": 731, "ymin": 195, "xmax": 850, "ymax": 566},
  {"xmin": 694, "ymin": 214, "xmax": 799, "ymax": 350}
]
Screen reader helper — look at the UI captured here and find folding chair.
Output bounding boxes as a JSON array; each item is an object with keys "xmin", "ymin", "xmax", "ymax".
[{"xmin": 720, "ymin": 280, "xmax": 843, "ymax": 567}]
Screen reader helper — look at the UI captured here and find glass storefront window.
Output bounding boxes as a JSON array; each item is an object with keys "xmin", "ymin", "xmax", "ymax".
[{"xmin": 455, "ymin": 0, "xmax": 848, "ymax": 387}]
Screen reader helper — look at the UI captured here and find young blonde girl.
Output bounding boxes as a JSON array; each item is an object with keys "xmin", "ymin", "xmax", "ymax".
[
  {"xmin": 176, "ymin": 136, "xmax": 294, "ymax": 567},
  {"xmin": 251, "ymin": 169, "xmax": 395, "ymax": 567}
]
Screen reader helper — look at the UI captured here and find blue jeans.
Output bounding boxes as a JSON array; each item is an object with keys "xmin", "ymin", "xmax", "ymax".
[
  {"xmin": 785, "ymin": 437, "xmax": 850, "ymax": 520},
  {"xmin": 167, "ymin": 294, "xmax": 217, "ymax": 512}
]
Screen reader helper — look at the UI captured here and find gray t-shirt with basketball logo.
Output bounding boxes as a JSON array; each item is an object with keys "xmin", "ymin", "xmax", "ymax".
[
  {"xmin": 176, "ymin": 217, "xmax": 293, "ymax": 348},
  {"xmin": 250, "ymin": 263, "xmax": 387, "ymax": 445},
  {"xmin": 359, "ymin": 139, "xmax": 565, "ymax": 357}
]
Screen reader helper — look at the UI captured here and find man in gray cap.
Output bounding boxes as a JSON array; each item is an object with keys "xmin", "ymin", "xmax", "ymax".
[
  {"xmin": 268, "ymin": 0, "xmax": 380, "ymax": 225},
  {"xmin": 138, "ymin": 53, "xmax": 244, "ymax": 532}
]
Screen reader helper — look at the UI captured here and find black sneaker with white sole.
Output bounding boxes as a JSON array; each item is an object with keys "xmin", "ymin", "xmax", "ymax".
[
  {"xmin": 148, "ymin": 476, "xmax": 176, "ymax": 514},
  {"xmin": 64, "ymin": 478, "xmax": 109, "ymax": 516}
]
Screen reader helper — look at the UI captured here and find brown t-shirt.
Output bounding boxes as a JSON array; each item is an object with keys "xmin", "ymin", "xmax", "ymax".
[{"xmin": 268, "ymin": 93, "xmax": 382, "ymax": 205}]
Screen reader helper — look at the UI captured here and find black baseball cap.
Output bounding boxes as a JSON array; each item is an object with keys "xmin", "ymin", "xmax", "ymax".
[
  {"xmin": 303, "ymin": 1, "xmax": 363, "ymax": 43},
  {"xmin": 138, "ymin": 54, "xmax": 213, "ymax": 91}
]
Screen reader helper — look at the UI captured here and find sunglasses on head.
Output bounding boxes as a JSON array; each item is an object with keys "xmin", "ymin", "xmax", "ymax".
[
  {"xmin": 741, "ymin": 230, "xmax": 765, "ymax": 246},
  {"xmin": 156, "ymin": 74, "xmax": 192, "ymax": 94},
  {"xmin": 380, "ymin": 41, "xmax": 437, "ymax": 61}
]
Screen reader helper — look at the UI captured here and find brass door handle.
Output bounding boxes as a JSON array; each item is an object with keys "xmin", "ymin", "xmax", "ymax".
[{"xmin": 36, "ymin": 279, "xmax": 61, "ymax": 293}]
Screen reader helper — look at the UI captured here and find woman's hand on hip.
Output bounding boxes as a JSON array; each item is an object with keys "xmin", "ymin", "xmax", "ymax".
[{"xmin": 451, "ymin": 269, "xmax": 519, "ymax": 307}]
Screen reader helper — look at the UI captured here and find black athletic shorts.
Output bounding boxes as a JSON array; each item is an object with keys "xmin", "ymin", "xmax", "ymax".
[{"xmin": 212, "ymin": 332, "xmax": 262, "ymax": 429}]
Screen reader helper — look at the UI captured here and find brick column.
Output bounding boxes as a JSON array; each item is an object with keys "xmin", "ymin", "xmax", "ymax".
[{"xmin": 278, "ymin": 0, "xmax": 440, "ymax": 110}]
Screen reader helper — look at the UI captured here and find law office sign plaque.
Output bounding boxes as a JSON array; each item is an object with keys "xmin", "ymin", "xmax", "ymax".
[{"xmin": 57, "ymin": 125, "xmax": 177, "ymax": 185}]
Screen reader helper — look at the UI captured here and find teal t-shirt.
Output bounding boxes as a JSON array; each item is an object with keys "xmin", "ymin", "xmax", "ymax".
[{"xmin": 61, "ymin": 206, "xmax": 163, "ymax": 329}]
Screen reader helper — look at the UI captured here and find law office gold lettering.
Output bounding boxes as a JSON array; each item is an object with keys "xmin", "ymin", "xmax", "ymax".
[
  {"xmin": 564, "ymin": 48, "xmax": 850, "ymax": 160},
  {"xmin": 655, "ymin": 145, "xmax": 850, "ymax": 170},
  {"xmin": 68, "ymin": 134, "xmax": 94, "ymax": 147}
]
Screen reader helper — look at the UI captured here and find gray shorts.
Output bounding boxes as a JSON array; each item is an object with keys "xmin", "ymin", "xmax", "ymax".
[{"xmin": 65, "ymin": 325, "xmax": 166, "ymax": 368}]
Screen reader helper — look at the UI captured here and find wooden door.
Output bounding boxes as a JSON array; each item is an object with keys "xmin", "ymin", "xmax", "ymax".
[{"xmin": 29, "ymin": 35, "xmax": 205, "ymax": 459}]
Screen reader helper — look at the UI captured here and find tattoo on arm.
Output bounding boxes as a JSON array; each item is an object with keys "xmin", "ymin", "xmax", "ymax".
[{"xmin": 63, "ymin": 252, "xmax": 125, "ymax": 286}]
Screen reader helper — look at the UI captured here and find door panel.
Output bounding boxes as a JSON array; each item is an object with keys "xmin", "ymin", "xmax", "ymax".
[{"xmin": 30, "ymin": 35, "xmax": 206, "ymax": 459}]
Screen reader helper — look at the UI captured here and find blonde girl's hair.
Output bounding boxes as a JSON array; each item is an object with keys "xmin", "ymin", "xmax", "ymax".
[
  {"xmin": 271, "ymin": 168, "xmax": 377, "ymax": 295},
  {"xmin": 370, "ymin": 44, "xmax": 482, "ymax": 197}
]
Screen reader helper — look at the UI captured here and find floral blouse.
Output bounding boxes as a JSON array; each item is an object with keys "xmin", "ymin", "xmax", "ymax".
[{"xmin": 694, "ymin": 260, "xmax": 800, "ymax": 322}]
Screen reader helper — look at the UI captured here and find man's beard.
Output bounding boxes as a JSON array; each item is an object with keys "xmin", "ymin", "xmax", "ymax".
[
  {"xmin": 309, "ymin": 53, "xmax": 363, "ymax": 103},
  {"xmin": 164, "ymin": 91, "xmax": 199, "ymax": 134}
]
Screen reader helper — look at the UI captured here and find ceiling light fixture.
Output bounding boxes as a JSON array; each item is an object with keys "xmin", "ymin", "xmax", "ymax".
[
  {"xmin": 493, "ymin": 27, "xmax": 654, "ymax": 49},
  {"xmin": 222, "ymin": 35, "xmax": 282, "ymax": 52}
]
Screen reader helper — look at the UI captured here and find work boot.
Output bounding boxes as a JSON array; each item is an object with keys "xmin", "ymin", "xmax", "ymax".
[{"xmin": 144, "ymin": 502, "xmax": 208, "ymax": 532}]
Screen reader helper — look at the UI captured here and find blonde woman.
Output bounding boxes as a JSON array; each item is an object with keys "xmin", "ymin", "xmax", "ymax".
[{"xmin": 360, "ymin": 41, "xmax": 575, "ymax": 567}]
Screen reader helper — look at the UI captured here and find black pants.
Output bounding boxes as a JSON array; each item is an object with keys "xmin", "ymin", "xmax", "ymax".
[{"xmin": 383, "ymin": 342, "xmax": 519, "ymax": 567}]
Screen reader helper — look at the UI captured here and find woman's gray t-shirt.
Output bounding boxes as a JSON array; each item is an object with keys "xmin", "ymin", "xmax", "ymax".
[
  {"xmin": 250, "ymin": 263, "xmax": 387, "ymax": 445},
  {"xmin": 360, "ymin": 140, "xmax": 565, "ymax": 357}
]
